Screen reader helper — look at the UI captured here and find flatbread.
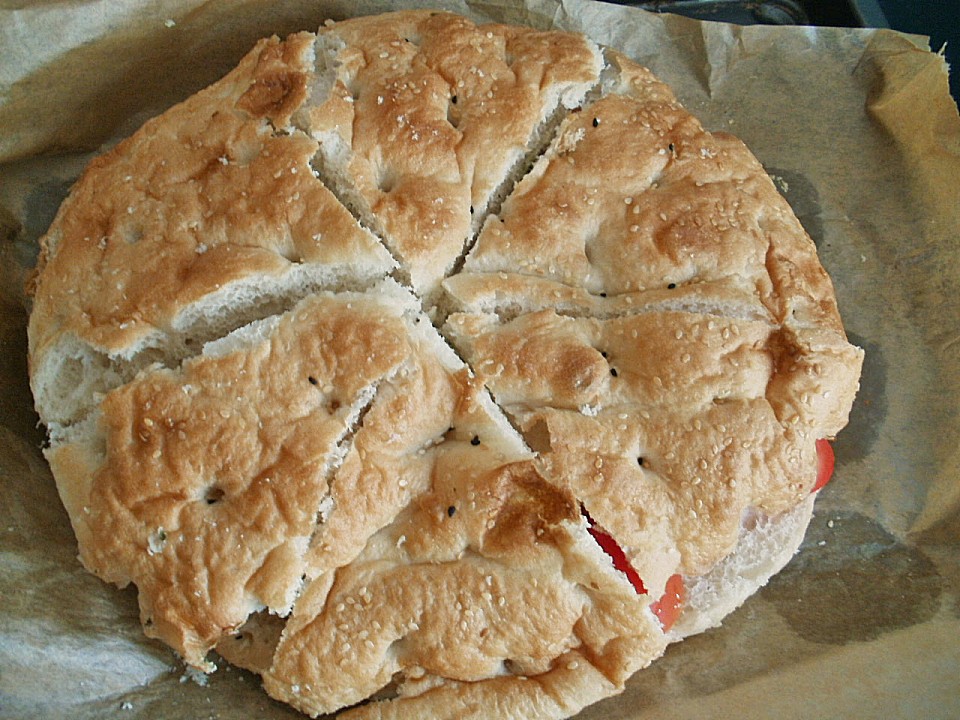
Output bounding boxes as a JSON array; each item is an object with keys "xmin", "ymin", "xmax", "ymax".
[{"xmin": 27, "ymin": 10, "xmax": 863, "ymax": 720}]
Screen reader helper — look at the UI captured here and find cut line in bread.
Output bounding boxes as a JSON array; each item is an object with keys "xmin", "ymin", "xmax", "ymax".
[
  {"xmin": 26, "ymin": 10, "xmax": 864, "ymax": 720},
  {"xmin": 294, "ymin": 11, "xmax": 604, "ymax": 305},
  {"xmin": 442, "ymin": 306, "xmax": 850, "ymax": 598},
  {"xmin": 28, "ymin": 32, "xmax": 397, "ymax": 437},
  {"xmin": 46, "ymin": 283, "xmax": 424, "ymax": 667}
]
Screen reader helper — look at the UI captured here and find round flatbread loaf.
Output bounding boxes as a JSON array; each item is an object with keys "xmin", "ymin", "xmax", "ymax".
[{"xmin": 27, "ymin": 10, "xmax": 863, "ymax": 720}]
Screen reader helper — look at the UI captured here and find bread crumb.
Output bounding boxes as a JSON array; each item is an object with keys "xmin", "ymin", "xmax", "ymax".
[{"xmin": 180, "ymin": 666, "xmax": 211, "ymax": 686}]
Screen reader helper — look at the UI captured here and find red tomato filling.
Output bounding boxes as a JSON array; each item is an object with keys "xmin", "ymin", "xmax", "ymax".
[
  {"xmin": 584, "ymin": 510, "xmax": 684, "ymax": 632},
  {"xmin": 586, "ymin": 523, "xmax": 647, "ymax": 595},
  {"xmin": 651, "ymin": 572, "xmax": 684, "ymax": 631},
  {"xmin": 583, "ymin": 439, "xmax": 835, "ymax": 632},
  {"xmin": 814, "ymin": 438, "xmax": 835, "ymax": 492}
]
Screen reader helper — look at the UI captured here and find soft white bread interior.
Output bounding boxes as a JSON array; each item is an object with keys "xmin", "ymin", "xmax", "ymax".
[{"xmin": 671, "ymin": 495, "xmax": 816, "ymax": 640}]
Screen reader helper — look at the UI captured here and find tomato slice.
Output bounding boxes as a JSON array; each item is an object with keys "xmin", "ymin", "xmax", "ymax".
[
  {"xmin": 651, "ymin": 573, "xmax": 684, "ymax": 632},
  {"xmin": 586, "ymin": 524, "xmax": 647, "ymax": 595},
  {"xmin": 583, "ymin": 510, "xmax": 685, "ymax": 631},
  {"xmin": 813, "ymin": 438, "xmax": 835, "ymax": 492}
]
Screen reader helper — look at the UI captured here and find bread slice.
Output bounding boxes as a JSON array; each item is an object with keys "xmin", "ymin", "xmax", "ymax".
[
  {"xmin": 45, "ymin": 282, "xmax": 427, "ymax": 668},
  {"xmin": 217, "ymin": 486, "xmax": 817, "ymax": 718},
  {"xmin": 28, "ymin": 32, "xmax": 396, "ymax": 438},
  {"xmin": 204, "ymin": 281, "xmax": 671, "ymax": 718},
  {"xmin": 444, "ymin": 306, "xmax": 858, "ymax": 599},
  {"xmin": 294, "ymin": 10, "xmax": 603, "ymax": 304},
  {"xmin": 446, "ymin": 51, "xmax": 853, "ymax": 336}
]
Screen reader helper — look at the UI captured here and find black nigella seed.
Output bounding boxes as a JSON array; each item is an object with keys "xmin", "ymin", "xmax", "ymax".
[
  {"xmin": 448, "ymin": 506, "xmax": 457, "ymax": 517},
  {"xmin": 592, "ymin": 117, "xmax": 599, "ymax": 127},
  {"xmin": 667, "ymin": 283, "xmax": 676, "ymax": 289},
  {"xmin": 600, "ymin": 350, "xmax": 608, "ymax": 358},
  {"xmin": 668, "ymin": 142, "xmax": 675, "ymax": 153},
  {"xmin": 599, "ymin": 292, "xmax": 607, "ymax": 297},
  {"xmin": 451, "ymin": 95, "xmax": 458, "ymax": 104},
  {"xmin": 637, "ymin": 457, "xmax": 645, "ymax": 467},
  {"xmin": 470, "ymin": 205, "xmax": 475, "ymax": 214},
  {"xmin": 471, "ymin": 435, "xmax": 481, "ymax": 446},
  {"xmin": 308, "ymin": 376, "xmax": 318, "ymax": 385},
  {"xmin": 610, "ymin": 368, "xmax": 619, "ymax": 377}
]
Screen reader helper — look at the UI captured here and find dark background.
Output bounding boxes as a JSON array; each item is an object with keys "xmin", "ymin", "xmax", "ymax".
[
  {"xmin": 621, "ymin": 0, "xmax": 960, "ymax": 105},
  {"xmin": 877, "ymin": 0, "xmax": 959, "ymax": 104}
]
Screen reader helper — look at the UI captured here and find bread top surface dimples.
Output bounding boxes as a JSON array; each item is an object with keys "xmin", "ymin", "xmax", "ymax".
[
  {"xmin": 46, "ymin": 288, "xmax": 419, "ymax": 666},
  {"xmin": 28, "ymin": 32, "xmax": 395, "ymax": 429},
  {"xmin": 27, "ymin": 10, "xmax": 863, "ymax": 720},
  {"xmin": 299, "ymin": 10, "xmax": 603, "ymax": 298}
]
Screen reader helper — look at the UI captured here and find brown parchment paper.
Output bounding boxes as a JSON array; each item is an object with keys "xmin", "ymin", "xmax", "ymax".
[{"xmin": 2, "ymin": 1, "xmax": 959, "ymax": 718}]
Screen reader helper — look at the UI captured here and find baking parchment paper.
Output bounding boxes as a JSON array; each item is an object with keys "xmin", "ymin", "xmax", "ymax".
[{"xmin": 1, "ymin": 1, "xmax": 958, "ymax": 718}]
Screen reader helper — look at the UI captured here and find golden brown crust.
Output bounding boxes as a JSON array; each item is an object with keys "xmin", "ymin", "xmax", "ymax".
[
  {"xmin": 444, "ymin": 307, "xmax": 843, "ymax": 592},
  {"xmin": 301, "ymin": 10, "xmax": 603, "ymax": 297},
  {"xmin": 29, "ymin": 13, "xmax": 863, "ymax": 720},
  {"xmin": 47, "ymin": 290, "xmax": 418, "ymax": 666},
  {"xmin": 28, "ymin": 32, "xmax": 394, "ymax": 428}
]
